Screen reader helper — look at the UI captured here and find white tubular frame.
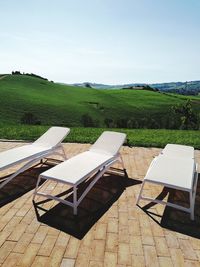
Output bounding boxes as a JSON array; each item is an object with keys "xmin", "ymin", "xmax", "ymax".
[
  {"xmin": 0, "ymin": 144, "xmax": 66, "ymax": 190},
  {"xmin": 137, "ymin": 163, "xmax": 198, "ymax": 220},
  {"xmin": 33, "ymin": 153, "xmax": 126, "ymax": 215}
]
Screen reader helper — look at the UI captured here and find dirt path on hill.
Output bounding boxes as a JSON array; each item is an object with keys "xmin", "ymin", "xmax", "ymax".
[{"xmin": 0, "ymin": 75, "xmax": 7, "ymax": 80}]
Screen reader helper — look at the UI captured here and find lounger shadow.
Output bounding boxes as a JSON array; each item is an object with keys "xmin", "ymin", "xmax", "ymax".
[
  {"xmin": 138, "ymin": 174, "xmax": 200, "ymax": 239},
  {"xmin": 33, "ymin": 173, "xmax": 140, "ymax": 239},
  {"xmin": 0, "ymin": 160, "xmax": 59, "ymax": 207},
  {"xmin": 161, "ymin": 173, "xmax": 200, "ymax": 238}
]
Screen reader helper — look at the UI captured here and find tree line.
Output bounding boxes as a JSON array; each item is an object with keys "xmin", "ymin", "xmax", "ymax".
[{"xmin": 12, "ymin": 71, "xmax": 49, "ymax": 81}]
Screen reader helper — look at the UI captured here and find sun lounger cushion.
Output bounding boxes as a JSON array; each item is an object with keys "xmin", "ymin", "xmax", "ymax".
[
  {"xmin": 0, "ymin": 144, "xmax": 52, "ymax": 171},
  {"xmin": 40, "ymin": 151, "xmax": 114, "ymax": 186},
  {"xmin": 145, "ymin": 156, "xmax": 195, "ymax": 191}
]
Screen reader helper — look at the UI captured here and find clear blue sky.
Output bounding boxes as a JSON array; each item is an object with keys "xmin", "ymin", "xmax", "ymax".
[{"xmin": 0, "ymin": 0, "xmax": 200, "ymax": 84}]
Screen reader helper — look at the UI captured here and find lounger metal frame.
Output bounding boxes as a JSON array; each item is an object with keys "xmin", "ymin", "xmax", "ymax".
[
  {"xmin": 33, "ymin": 153, "xmax": 125, "ymax": 215},
  {"xmin": 0, "ymin": 144, "xmax": 67, "ymax": 190},
  {"xmin": 137, "ymin": 160, "xmax": 198, "ymax": 220}
]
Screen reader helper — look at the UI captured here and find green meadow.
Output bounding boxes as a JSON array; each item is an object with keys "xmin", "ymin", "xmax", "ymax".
[
  {"xmin": 0, "ymin": 74, "xmax": 200, "ymax": 127},
  {"xmin": 0, "ymin": 125, "xmax": 199, "ymax": 149},
  {"xmin": 0, "ymin": 74, "xmax": 199, "ymax": 148}
]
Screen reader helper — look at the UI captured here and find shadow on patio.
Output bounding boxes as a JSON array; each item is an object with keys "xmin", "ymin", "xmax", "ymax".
[
  {"xmin": 0, "ymin": 160, "xmax": 59, "ymax": 207},
  {"xmin": 139, "ymin": 173, "xmax": 200, "ymax": 239},
  {"xmin": 33, "ymin": 173, "xmax": 141, "ymax": 239}
]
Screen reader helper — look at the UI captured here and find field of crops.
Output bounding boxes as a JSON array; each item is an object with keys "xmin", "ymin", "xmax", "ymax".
[
  {"xmin": 0, "ymin": 74, "xmax": 200, "ymax": 129},
  {"xmin": 0, "ymin": 125, "xmax": 199, "ymax": 149}
]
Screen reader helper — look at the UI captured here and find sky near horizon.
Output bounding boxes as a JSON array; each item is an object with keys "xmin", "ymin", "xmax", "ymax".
[{"xmin": 0, "ymin": 0, "xmax": 200, "ymax": 84}]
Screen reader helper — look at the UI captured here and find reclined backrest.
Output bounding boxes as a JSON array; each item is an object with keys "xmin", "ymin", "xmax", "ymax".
[
  {"xmin": 89, "ymin": 131, "xmax": 126, "ymax": 156},
  {"xmin": 162, "ymin": 144, "xmax": 194, "ymax": 159},
  {"xmin": 34, "ymin": 127, "xmax": 70, "ymax": 148}
]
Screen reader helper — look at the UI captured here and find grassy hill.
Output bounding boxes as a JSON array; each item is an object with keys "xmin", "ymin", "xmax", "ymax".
[{"xmin": 0, "ymin": 74, "xmax": 200, "ymax": 129}]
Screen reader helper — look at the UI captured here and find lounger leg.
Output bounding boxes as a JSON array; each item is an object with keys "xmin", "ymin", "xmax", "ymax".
[
  {"xmin": 193, "ymin": 168, "xmax": 198, "ymax": 208},
  {"xmin": 60, "ymin": 146, "xmax": 67, "ymax": 160},
  {"xmin": 136, "ymin": 181, "xmax": 146, "ymax": 205},
  {"xmin": 190, "ymin": 169, "xmax": 197, "ymax": 220},
  {"xmin": 119, "ymin": 155, "xmax": 125, "ymax": 170},
  {"xmin": 190, "ymin": 166, "xmax": 198, "ymax": 221},
  {"xmin": 73, "ymin": 185, "xmax": 78, "ymax": 215},
  {"xmin": 0, "ymin": 158, "xmax": 41, "ymax": 190},
  {"xmin": 33, "ymin": 176, "xmax": 42, "ymax": 201},
  {"xmin": 190, "ymin": 190, "xmax": 195, "ymax": 220},
  {"xmin": 0, "ymin": 172, "xmax": 17, "ymax": 189},
  {"xmin": 118, "ymin": 154, "xmax": 127, "ymax": 177}
]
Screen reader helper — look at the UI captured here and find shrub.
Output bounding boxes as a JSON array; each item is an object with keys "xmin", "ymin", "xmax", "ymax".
[
  {"xmin": 21, "ymin": 112, "xmax": 41, "ymax": 125},
  {"xmin": 172, "ymin": 100, "xmax": 198, "ymax": 129},
  {"xmin": 104, "ymin": 118, "xmax": 114, "ymax": 128},
  {"xmin": 81, "ymin": 114, "xmax": 94, "ymax": 127}
]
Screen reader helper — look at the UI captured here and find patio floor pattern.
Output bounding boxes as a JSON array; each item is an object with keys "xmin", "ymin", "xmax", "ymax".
[{"xmin": 0, "ymin": 141, "xmax": 200, "ymax": 267}]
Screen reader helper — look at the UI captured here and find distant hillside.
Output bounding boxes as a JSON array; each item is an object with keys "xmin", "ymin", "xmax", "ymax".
[
  {"xmin": 72, "ymin": 82, "xmax": 146, "ymax": 90},
  {"xmin": 152, "ymin": 81, "xmax": 200, "ymax": 95},
  {"xmin": 0, "ymin": 74, "xmax": 200, "ymax": 129},
  {"xmin": 74, "ymin": 81, "xmax": 200, "ymax": 95},
  {"xmin": 9, "ymin": 72, "xmax": 200, "ymax": 94},
  {"xmin": 121, "ymin": 85, "xmax": 158, "ymax": 92}
]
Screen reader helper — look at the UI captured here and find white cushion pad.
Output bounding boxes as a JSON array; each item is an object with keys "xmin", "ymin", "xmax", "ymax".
[
  {"xmin": 145, "ymin": 155, "xmax": 195, "ymax": 190},
  {"xmin": 0, "ymin": 144, "xmax": 51, "ymax": 170},
  {"xmin": 40, "ymin": 151, "xmax": 114, "ymax": 185}
]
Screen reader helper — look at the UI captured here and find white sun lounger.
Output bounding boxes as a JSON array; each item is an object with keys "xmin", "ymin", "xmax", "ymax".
[
  {"xmin": 161, "ymin": 144, "xmax": 194, "ymax": 159},
  {"xmin": 136, "ymin": 155, "xmax": 198, "ymax": 220},
  {"xmin": 0, "ymin": 126, "xmax": 70, "ymax": 189},
  {"xmin": 33, "ymin": 131, "xmax": 126, "ymax": 215}
]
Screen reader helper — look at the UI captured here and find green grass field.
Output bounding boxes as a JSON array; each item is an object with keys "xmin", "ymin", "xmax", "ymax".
[
  {"xmin": 0, "ymin": 74, "xmax": 199, "ymax": 128},
  {"xmin": 0, "ymin": 74, "xmax": 199, "ymax": 148},
  {"xmin": 0, "ymin": 125, "xmax": 199, "ymax": 149}
]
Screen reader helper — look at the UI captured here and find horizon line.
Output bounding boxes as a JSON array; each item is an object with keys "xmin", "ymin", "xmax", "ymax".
[{"xmin": 1, "ymin": 72, "xmax": 200, "ymax": 85}]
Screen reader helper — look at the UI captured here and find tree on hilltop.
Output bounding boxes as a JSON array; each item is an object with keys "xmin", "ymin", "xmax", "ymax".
[{"xmin": 84, "ymin": 83, "xmax": 92, "ymax": 88}]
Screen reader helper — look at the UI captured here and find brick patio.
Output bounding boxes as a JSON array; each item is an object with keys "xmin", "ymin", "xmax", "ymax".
[{"xmin": 0, "ymin": 141, "xmax": 200, "ymax": 267}]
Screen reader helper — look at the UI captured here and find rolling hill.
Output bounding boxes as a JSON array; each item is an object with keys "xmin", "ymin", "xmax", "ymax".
[
  {"xmin": 0, "ymin": 74, "xmax": 200, "ymax": 129},
  {"xmin": 73, "ymin": 81, "xmax": 200, "ymax": 95}
]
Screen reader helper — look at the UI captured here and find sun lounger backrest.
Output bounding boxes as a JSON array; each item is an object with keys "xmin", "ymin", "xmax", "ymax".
[
  {"xmin": 89, "ymin": 131, "xmax": 126, "ymax": 156},
  {"xmin": 34, "ymin": 127, "xmax": 70, "ymax": 148},
  {"xmin": 162, "ymin": 144, "xmax": 194, "ymax": 159}
]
